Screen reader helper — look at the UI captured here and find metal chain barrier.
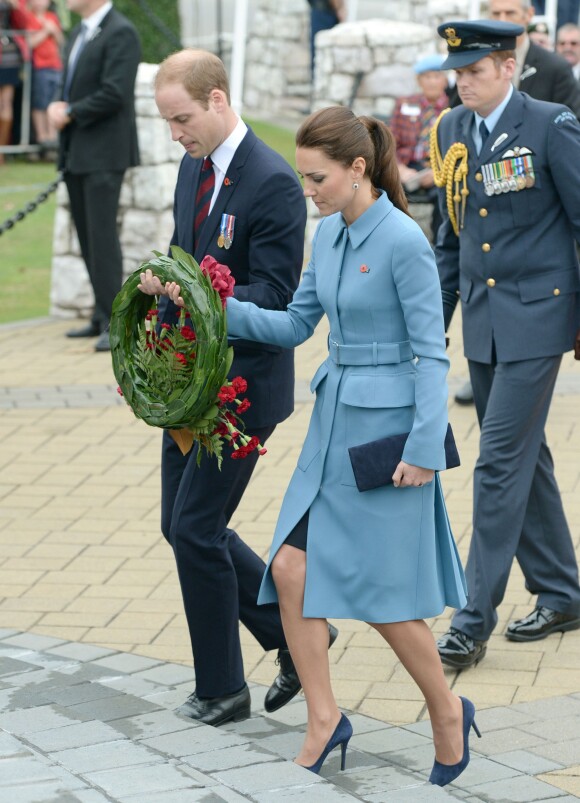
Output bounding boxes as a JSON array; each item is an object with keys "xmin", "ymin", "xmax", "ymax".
[{"xmin": 0, "ymin": 172, "xmax": 62, "ymax": 236}]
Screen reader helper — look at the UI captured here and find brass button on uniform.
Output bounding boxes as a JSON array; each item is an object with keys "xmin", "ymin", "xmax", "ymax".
[
  {"xmin": 479, "ymin": 208, "xmax": 488, "ymax": 217},
  {"xmin": 475, "ymin": 172, "xmax": 483, "ymax": 182},
  {"xmin": 553, "ymin": 288, "xmax": 561, "ymax": 296},
  {"xmin": 482, "ymin": 243, "xmax": 491, "ymax": 252},
  {"xmin": 486, "ymin": 278, "xmax": 496, "ymax": 288}
]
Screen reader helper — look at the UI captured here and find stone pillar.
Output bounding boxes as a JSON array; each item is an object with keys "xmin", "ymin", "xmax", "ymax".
[{"xmin": 49, "ymin": 63, "xmax": 183, "ymax": 319}]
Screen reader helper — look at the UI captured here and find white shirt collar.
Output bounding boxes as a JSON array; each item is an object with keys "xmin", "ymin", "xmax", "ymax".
[
  {"xmin": 474, "ymin": 83, "xmax": 514, "ymax": 139},
  {"xmin": 209, "ymin": 116, "xmax": 248, "ymax": 177},
  {"xmin": 82, "ymin": 1, "xmax": 112, "ymax": 37}
]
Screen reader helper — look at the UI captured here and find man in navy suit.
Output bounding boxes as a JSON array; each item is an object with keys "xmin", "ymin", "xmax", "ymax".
[
  {"xmin": 433, "ymin": 20, "xmax": 580, "ymax": 669},
  {"xmin": 138, "ymin": 49, "xmax": 327, "ymax": 726},
  {"xmin": 48, "ymin": 0, "xmax": 140, "ymax": 352}
]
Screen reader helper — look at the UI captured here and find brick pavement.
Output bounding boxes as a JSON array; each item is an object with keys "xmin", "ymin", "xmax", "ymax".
[{"xmin": 0, "ymin": 314, "xmax": 579, "ymax": 799}]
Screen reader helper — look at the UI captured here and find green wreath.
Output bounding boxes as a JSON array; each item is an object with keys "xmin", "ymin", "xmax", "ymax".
[{"xmin": 110, "ymin": 246, "xmax": 232, "ymax": 433}]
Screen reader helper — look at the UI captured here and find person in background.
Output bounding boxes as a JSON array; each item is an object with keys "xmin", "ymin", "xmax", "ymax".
[
  {"xmin": 47, "ymin": 0, "xmax": 140, "ymax": 353},
  {"xmin": 390, "ymin": 53, "xmax": 449, "ymax": 243},
  {"xmin": 12, "ymin": 0, "xmax": 63, "ymax": 150},
  {"xmin": 0, "ymin": 0, "xmax": 24, "ymax": 164},
  {"xmin": 433, "ymin": 20, "xmax": 580, "ymax": 671},
  {"xmin": 307, "ymin": 0, "xmax": 345, "ymax": 76},
  {"xmin": 528, "ymin": 20, "xmax": 552, "ymax": 48},
  {"xmin": 556, "ymin": 22, "xmax": 580, "ymax": 79},
  {"xmin": 532, "ymin": 0, "xmax": 579, "ymax": 31}
]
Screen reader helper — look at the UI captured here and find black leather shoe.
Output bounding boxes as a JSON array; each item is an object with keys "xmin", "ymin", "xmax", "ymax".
[
  {"xmin": 264, "ymin": 623, "xmax": 339, "ymax": 713},
  {"xmin": 94, "ymin": 330, "xmax": 110, "ymax": 352},
  {"xmin": 454, "ymin": 380, "xmax": 474, "ymax": 406},
  {"xmin": 506, "ymin": 606, "xmax": 580, "ymax": 642},
  {"xmin": 175, "ymin": 683, "xmax": 251, "ymax": 726},
  {"xmin": 437, "ymin": 627, "xmax": 487, "ymax": 669},
  {"xmin": 66, "ymin": 322, "xmax": 101, "ymax": 338}
]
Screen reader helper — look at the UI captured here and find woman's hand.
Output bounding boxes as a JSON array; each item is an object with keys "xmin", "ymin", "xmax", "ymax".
[{"xmin": 392, "ymin": 461, "xmax": 434, "ymax": 488}]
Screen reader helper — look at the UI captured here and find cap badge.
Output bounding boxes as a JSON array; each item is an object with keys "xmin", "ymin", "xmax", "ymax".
[{"xmin": 444, "ymin": 27, "xmax": 462, "ymax": 47}]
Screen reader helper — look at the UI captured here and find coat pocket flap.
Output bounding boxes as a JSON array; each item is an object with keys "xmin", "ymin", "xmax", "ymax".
[
  {"xmin": 339, "ymin": 374, "xmax": 416, "ymax": 408},
  {"xmin": 518, "ymin": 267, "xmax": 580, "ymax": 303},
  {"xmin": 310, "ymin": 361, "xmax": 329, "ymax": 393}
]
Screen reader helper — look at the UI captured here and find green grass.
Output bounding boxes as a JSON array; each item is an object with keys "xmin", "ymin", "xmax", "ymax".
[{"xmin": 0, "ymin": 120, "xmax": 297, "ymax": 326}]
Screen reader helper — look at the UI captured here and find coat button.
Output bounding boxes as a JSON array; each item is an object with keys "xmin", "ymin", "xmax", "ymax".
[
  {"xmin": 486, "ymin": 278, "xmax": 496, "ymax": 287},
  {"xmin": 482, "ymin": 243, "xmax": 491, "ymax": 252},
  {"xmin": 479, "ymin": 208, "xmax": 488, "ymax": 217},
  {"xmin": 475, "ymin": 172, "xmax": 483, "ymax": 182},
  {"xmin": 554, "ymin": 288, "xmax": 561, "ymax": 296}
]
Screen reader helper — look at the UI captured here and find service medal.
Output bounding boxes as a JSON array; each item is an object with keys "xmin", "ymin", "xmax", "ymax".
[{"xmin": 217, "ymin": 234, "xmax": 225, "ymax": 248}]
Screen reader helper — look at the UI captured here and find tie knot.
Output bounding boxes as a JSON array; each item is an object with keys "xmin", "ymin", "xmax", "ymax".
[{"xmin": 202, "ymin": 156, "xmax": 213, "ymax": 171}]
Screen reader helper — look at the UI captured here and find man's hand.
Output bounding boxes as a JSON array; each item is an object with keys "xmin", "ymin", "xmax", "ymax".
[
  {"xmin": 137, "ymin": 270, "xmax": 185, "ymax": 307},
  {"xmin": 574, "ymin": 328, "xmax": 580, "ymax": 360},
  {"xmin": 47, "ymin": 101, "xmax": 71, "ymax": 131},
  {"xmin": 392, "ymin": 461, "xmax": 435, "ymax": 488}
]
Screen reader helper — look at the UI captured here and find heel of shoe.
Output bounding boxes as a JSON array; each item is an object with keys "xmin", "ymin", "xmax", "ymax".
[
  {"xmin": 472, "ymin": 720, "xmax": 481, "ymax": 739},
  {"xmin": 340, "ymin": 738, "xmax": 350, "ymax": 771}
]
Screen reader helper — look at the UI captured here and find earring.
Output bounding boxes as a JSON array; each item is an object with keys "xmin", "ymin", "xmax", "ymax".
[{"xmin": 352, "ymin": 182, "xmax": 359, "ymax": 189}]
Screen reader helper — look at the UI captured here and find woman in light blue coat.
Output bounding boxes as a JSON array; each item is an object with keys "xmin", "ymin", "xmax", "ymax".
[{"xmin": 165, "ymin": 107, "xmax": 477, "ymax": 786}]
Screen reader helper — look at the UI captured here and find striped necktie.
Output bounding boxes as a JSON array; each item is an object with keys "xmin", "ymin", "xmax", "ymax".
[{"xmin": 194, "ymin": 157, "xmax": 215, "ymax": 245}]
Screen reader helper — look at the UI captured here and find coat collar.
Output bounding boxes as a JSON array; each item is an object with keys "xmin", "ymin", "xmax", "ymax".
[
  {"xmin": 331, "ymin": 191, "xmax": 393, "ymax": 249},
  {"xmin": 469, "ymin": 90, "xmax": 525, "ymax": 166}
]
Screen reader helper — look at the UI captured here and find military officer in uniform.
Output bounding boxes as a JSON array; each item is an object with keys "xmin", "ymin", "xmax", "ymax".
[{"xmin": 432, "ymin": 20, "xmax": 580, "ymax": 669}]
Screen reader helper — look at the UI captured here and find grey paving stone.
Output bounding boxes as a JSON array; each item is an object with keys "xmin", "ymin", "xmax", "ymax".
[
  {"xmin": 446, "ymin": 756, "xmax": 520, "ymax": 788},
  {"xmin": 64, "ymin": 790, "xmax": 114, "ymax": 803},
  {"xmin": 379, "ymin": 743, "xmax": 437, "ymax": 773},
  {"xmin": 52, "ymin": 738, "xmax": 164, "ymax": 773},
  {"xmin": 350, "ymin": 726, "xmax": 431, "ymax": 755},
  {"xmin": 319, "ymin": 747, "xmax": 388, "ymax": 777},
  {"xmin": 120, "ymin": 792, "xmax": 232, "ymax": 803},
  {"xmin": 47, "ymin": 682, "xmax": 122, "ymax": 707},
  {"xmin": 98, "ymin": 673, "xmax": 165, "ymax": 698},
  {"xmin": 253, "ymin": 782, "xmax": 361, "ymax": 801},
  {"xmin": 0, "ymin": 703, "xmax": 86, "ymax": 734},
  {"xmin": 92, "ymin": 653, "xmax": 163, "ymax": 674},
  {"xmin": 363, "ymin": 783, "xmax": 458, "ymax": 802},
  {"xmin": 0, "ymin": 633, "xmax": 67, "ymax": 651},
  {"xmin": 213, "ymin": 760, "xmax": 323, "ymax": 794},
  {"xmin": 333, "ymin": 765, "xmax": 429, "ymax": 796},
  {"xmin": 141, "ymin": 726, "xmax": 250, "ymax": 758},
  {"xmin": 0, "ymin": 731, "xmax": 31, "ymax": 757},
  {"xmin": 10, "ymin": 652, "xmax": 78, "ymax": 670},
  {"xmin": 143, "ymin": 682, "xmax": 198, "ymax": 709},
  {"xmin": 520, "ymin": 715, "xmax": 580, "ymax": 742},
  {"xmin": 132, "ymin": 662, "xmax": 197, "ymax": 686},
  {"xmin": 0, "ymin": 657, "xmax": 40, "ymax": 677},
  {"xmin": 492, "ymin": 749, "xmax": 565, "ymax": 774},
  {"xmin": 509, "ymin": 696, "xmax": 580, "ymax": 721},
  {"xmin": 263, "ymin": 699, "xmax": 308, "ymax": 728},
  {"xmin": 468, "ymin": 775, "xmax": 568, "ymax": 801},
  {"xmin": 64, "ymin": 692, "xmax": 162, "ymax": 722},
  {"xmin": 529, "ymin": 737, "xmax": 580, "ymax": 766},
  {"xmin": 347, "ymin": 713, "xmax": 392, "ymax": 735},
  {"xmin": 111, "ymin": 709, "xmax": 198, "ymax": 740},
  {"xmin": 25, "ymin": 719, "xmax": 124, "ymax": 751},
  {"xmin": 0, "ymin": 629, "xmax": 20, "ymax": 639},
  {"xmin": 469, "ymin": 726, "xmax": 547, "ymax": 756},
  {"xmin": 182, "ymin": 743, "xmax": 280, "ymax": 773},
  {"xmin": 0, "ymin": 782, "xmax": 94, "ymax": 803},
  {"xmin": 221, "ymin": 715, "xmax": 293, "ymax": 740},
  {"xmin": 55, "ymin": 663, "xmax": 117, "ymax": 683},
  {"xmin": 84, "ymin": 761, "xmax": 205, "ymax": 797},
  {"xmin": 2, "ymin": 668, "xmax": 69, "ymax": 688},
  {"xmin": 465, "ymin": 705, "xmax": 536, "ymax": 731},
  {"xmin": 0, "ymin": 755, "xmax": 62, "ymax": 786},
  {"xmin": 45, "ymin": 643, "xmax": 117, "ymax": 663},
  {"xmin": 249, "ymin": 728, "xmax": 303, "ymax": 761}
]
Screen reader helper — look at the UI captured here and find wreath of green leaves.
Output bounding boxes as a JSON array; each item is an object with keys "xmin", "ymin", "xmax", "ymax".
[{"xmin": 110, "ymin": 246, "xmax": 233, "ymax": 432}]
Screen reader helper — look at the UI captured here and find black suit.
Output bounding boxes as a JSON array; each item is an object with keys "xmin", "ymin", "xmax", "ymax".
[
  {"xmin": 57, "ymin": 8, "xmax": 140, "ymax": 331},
  {"xmin": 160, "ymin": 128, "xmax": 306, "ymax": 698}
]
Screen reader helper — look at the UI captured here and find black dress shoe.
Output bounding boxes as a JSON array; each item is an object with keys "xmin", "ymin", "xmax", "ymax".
[
  {"xmin": 454, "ymin": 380, "xmax": 474, "ymax": 406},
  {"xmin": 94, "ymin": 330, "xmax": 110, "ymax": 352},
  {"xmin": 264, "ymin": 623, "xmax": 339, "ymax": 713},
  {"xmin": 506, "ymin": 606, "xmax": 580, "ymax": 642},
  {"xmin": 66, "ymin": 322, "xmax": 101, "ymax": 338},
  {"xmin": 175, "ymin": 683, "xmax": 250, "ymax": 726},
  {"xmin": 437, "ymin": 627, "xmax": 487, "ymax": 669}
]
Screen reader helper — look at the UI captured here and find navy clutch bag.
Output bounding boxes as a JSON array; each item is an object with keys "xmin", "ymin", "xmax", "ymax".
[{"xmin": 348, "ymin": 424, "xmax": 460, "ymax": 492}]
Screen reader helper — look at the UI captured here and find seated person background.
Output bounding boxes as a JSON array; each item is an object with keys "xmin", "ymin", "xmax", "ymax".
[{"xmin": 389, "ymin": 54, "xmax": 449, "ymax": 242}]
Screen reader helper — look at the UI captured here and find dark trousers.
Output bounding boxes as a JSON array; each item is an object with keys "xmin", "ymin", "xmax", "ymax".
[
  {"xmin": 310, "ymin": 9, "xmax": 338, "ymax": 74},
  {"xmin": 452, "ymin": 354, "xmax": 580, "ymax": 640},
  {"xmin": 160, "ymin": 426, "xmax": 286, "ymax": 698},
  {"xmin": 64, "ymin": 170, "xmax": 125, "ymax": 331}
]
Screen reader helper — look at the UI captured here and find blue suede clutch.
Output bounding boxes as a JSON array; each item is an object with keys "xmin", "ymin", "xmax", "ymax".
[{"xmin": 348, "ymin": 424, "xmax": 460, "ymax": 492}]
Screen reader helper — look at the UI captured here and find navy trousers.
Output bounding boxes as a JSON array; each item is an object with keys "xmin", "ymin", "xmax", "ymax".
[
  {"xmin": 453, "ymin": 354, "xmax": 580, "ymax": 641},
  {"xmin": 161, "ymin": 426, "xmax": 286, "ymax": 698}
]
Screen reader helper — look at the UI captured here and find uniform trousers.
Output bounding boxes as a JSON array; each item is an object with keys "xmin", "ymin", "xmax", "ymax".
[
  {"xmin": 453, "ymin": 353, "xmax": 580, "ymax": 641},
  {"xmin": 64, "ymin": 170, "xmax": 125, "ymax": 331},
  {"xmin": 161, "ymin": 425, "xmax": 287, "ymax": 698}
]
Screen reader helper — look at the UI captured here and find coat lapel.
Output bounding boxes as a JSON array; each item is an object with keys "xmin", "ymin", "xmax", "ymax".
[{"xmin": 478, "ymin": 92, "xmax": 524, "ymax": 166}]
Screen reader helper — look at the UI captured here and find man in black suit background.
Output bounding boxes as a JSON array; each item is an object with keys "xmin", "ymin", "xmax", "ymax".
[
  {"xmin": 138, "ymin": 50, "xmax": 337, "ymax": 727},
  {"xmin": 48, "ymin": 0, "xmax": 140, "ymax": 352}
]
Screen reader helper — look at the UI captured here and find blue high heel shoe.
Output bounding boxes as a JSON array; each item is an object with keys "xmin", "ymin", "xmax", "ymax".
[
  {"xmin": 429, "ymin": 696, "xmax": 481, "ymax": 787},
  {"xmin": 302, "ymin": 713, "xmax": 353, "ymax": 774}
]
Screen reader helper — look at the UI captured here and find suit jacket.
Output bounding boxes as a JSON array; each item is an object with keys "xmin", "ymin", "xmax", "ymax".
[
  {"xmin": 163, "ymin": 127, "xmax": 306, "ymax": 430},
  {"xmin": 519, "ymin": 42, "xmax": 580, "ymax": 118},
  {"xmin": 57, "ymin": 8, "xmax": 140, "ymax": 173},
  {"xmin": 227, "ymin": 192, "xmax": 467, "ymax": 621},
  {"xmin": 435, "ymin": 91, "xmax": 580, "ymax": 364}
]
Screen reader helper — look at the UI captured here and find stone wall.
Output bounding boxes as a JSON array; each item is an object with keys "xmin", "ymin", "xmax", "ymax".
[{"xmin": 50, "ymin": 63, "xmax": 183, "ymax": 319}]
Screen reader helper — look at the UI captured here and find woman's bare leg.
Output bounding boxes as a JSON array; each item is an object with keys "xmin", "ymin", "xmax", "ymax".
[
  {"xmin": 370, "ymin": 620, "xmax": 464, "ymax": 765},
  {"xmin": 272, "ymin": 544, "xmax": 341, "ymax": 766}
]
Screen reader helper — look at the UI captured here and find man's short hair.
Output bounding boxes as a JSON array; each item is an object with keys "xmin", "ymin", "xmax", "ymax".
[{"xmin": 155, "ymin": 49, "xmax": 231, "ymax": 107}]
